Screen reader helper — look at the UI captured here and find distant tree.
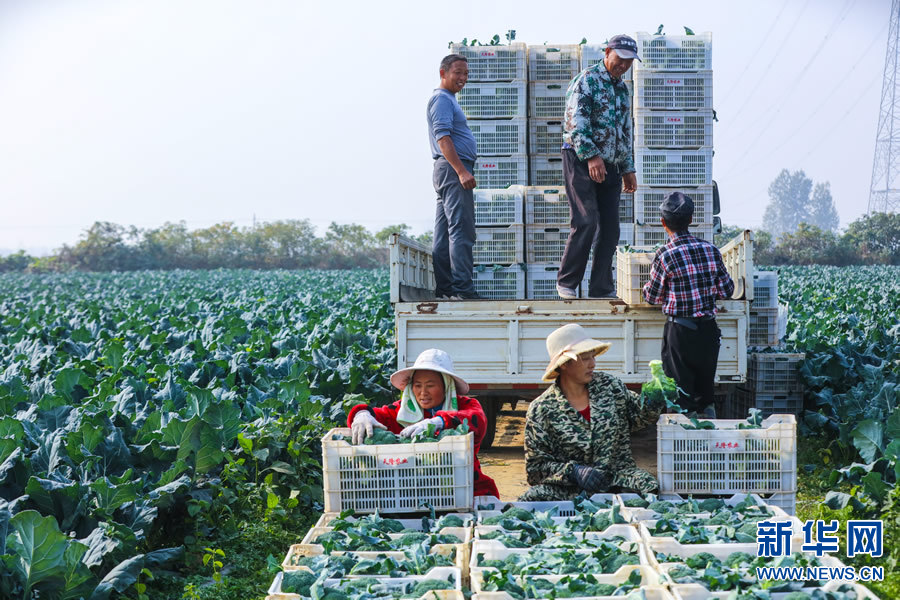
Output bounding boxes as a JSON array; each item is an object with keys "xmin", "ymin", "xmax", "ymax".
[
  {"xmin": 808, "ymin": 183, "xmax": 839, "ymax": 233},
  {"xmin": 714, "ymin": 224, "xmax": 745, "ymax": 247},
  {"xmin": 323, "ymin": 222, "xmax": 381, "ymax": 268},
  {"xmin": 57, "ymin": 221, "xmax": 142, "ymax": 271},
  {"xmin": 762, "ymin": 170, "xmax": 839, "ymax": 240},
  {"xmin": 255, "ymin": 219, "xmax": 322, "ymax": 268},
  {"xmin": 374, "ymin": 224, "xmax": 413, "ymax": 245},
  {"xmin": 767, "ymin": 223, "xmax": 858, "ymax": 266},
  {"xmin": 843, "ymin": 211, "xmax": 900, "ymax": 265},
  {"xmin": 415, "ymin": 230, "xmax": 434, "ymax": 247},
  {"xmin": 0, "ymin": 250, "xmax": 34, "ymax": 272}
]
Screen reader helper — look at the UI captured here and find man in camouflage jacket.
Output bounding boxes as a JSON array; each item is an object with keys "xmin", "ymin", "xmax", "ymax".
[
  {"xmin": 521, "ymin": 325, "xmax": 664, "ymax": 501},
  {"xmin": 556, "ymin": 35, "xmax": 640, "ymax": 300}
]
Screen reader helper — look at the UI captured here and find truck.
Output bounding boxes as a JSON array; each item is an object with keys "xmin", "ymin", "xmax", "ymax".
[{"xmin": 388, "ymin": 230, "xmax": 757, "ymax": 448}]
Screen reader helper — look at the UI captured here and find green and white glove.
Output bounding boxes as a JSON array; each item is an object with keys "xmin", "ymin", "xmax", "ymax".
[
  {"xmin": 399, "ymin": 416, "xmax": 444, "ymax": 439},
  {"xmin": 351, "ymin": 410, "xmax": 386, "ymax": 444}
]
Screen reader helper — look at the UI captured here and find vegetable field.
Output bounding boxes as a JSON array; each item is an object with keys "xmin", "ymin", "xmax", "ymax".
[
  {"xmin": 0, "ymin": 270, "xmax": 395, "ymax": 599},
  {"xmin": 0, "ymin": 265, "xmax": 897, "ymax": 599}
]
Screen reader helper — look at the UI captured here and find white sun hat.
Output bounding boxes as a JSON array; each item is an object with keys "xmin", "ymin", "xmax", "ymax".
[
  {"xmin": 542, "ymin": 324, "xmax": 612, "ymax": 382},
  {"xmin": 390, "ymin": 348, "xmax": 470, "ymax": 395}
]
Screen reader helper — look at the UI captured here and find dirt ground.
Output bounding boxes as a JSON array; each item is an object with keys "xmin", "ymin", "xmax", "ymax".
[{"xmin": 479, "ymin": 402, "xmax": 658, "ymax": 500}]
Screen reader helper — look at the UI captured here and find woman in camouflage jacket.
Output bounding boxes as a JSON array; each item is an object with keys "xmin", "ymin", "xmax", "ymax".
[{"xmin": 520, "ymin": 324, "xmax": 665, "ymax": 501}]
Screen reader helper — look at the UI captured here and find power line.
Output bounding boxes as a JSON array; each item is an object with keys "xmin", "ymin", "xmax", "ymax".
[
  {"xmin": 724, "ymin": 0, "xmax": 814, "ymax": 125},
  {"xmin": 724, "ymin": 0, "xmax": 856, "ymax": 145},
  {"xmin": 721, "ymin": 19, "xmax": 888, "ymax": 180},
  {"xmin": 718, "ymin": 0, "xmax": 791, "ymax": 106}
]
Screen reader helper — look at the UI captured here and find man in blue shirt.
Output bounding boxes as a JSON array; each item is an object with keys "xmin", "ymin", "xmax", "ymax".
[{"xmin": 427, "ymin": 54, "xmax": 482, "ymax": 300}]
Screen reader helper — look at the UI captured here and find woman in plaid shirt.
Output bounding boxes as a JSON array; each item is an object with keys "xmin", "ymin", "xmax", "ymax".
[{"xmin": 642, "ymin": 192, "xmax": 735, "ymax": 416}]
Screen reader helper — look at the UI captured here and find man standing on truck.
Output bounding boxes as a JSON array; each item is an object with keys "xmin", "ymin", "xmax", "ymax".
[
  {"xmin": 427, "ymin": 54, "xmax": 482, "ymax": 300},
  {"xmin": 642, "ymin": 192, "xmax": 735, "ymax": 417},
  {"xmin": 556, "ymin": 35, "xmax": 639, "ymax": 300}
]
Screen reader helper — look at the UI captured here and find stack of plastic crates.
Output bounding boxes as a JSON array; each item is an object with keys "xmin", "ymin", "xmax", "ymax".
[
  {"xmin": 632, "ymin": 32, "xmax": 716, "ymax": 250},
  {"xmin": 749, "ymin": 270, "xmax": 780, "ymax": 346},
  {"xmin": 452, "ymin": 43, "xmax": 529, "ymax": 191},
  {"xmin": 470, "ymin": 187, "xmax": 525, "ymax": 299},
  {"xmin": 527, "ymin": 44, "xmax": 581, "ymax": 187},
  {"xmin": 730, "ymin": 352, "xmax": 806, "ymax": 418}
]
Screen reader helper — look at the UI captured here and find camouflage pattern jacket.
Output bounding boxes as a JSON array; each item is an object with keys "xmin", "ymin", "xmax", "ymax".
[
  {"xmin": 562, "ymin": 60, "xmax": 635, "ymax": 172},
  {"xmin": 524, "ymin": 372, "xmax": 663, "ymax": 488}
]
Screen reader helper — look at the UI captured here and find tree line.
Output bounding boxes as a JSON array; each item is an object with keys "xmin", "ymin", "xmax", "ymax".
[
  {"xmin": 1, "ymin": 167, "xmax": 896, "ymax": 273},
  {"xmin": 0, "ymin": 220, "xmax": 433, "ymax": 273}
]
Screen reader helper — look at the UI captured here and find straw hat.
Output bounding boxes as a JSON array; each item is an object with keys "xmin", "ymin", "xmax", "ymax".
[
  {"xmin": 390, "ymin": 348, "xmax": 470, "ymax": 394},
  {"xmin": 542, "ymin": 324, "xmax": 611, "ymax": 382}
]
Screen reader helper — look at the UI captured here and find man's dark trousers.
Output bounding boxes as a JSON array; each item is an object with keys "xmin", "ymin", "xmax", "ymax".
[
  {"xmin": 432, "ymin": 157, "xmax": 476, "ymax": 297},
  {"xmin": 557, "ymin": 148, "xmax": 621, "ymax": 297},
  {"xmin": 661, "ymin": 318, "xmax": 721, "ymax": 412}
]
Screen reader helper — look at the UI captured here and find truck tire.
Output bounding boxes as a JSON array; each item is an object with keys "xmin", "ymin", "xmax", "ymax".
[{"xmin": 480, "ymin": 398, "xmax": 501, "ymax": 451}]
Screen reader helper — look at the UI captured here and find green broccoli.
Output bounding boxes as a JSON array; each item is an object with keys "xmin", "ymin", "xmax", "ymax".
[
  {"xmin": 640, "ymin": 360, "xmax": 683, "ymax": 410},
  {"xmin": 501, "ymin": 506, "xmax": 535, "ymax": 521},
  {"xmin": 724, "ymin": 552, "xmax": 756, "ymax": 568},
  {"xmin": 623, "ymin": 497, "xmax": 650, "ymax": 508},
  {"xmin": 685, "ymin": 552, "xmax": 718, "ymax": 569},
  {"xmin": 313, "ymin": 531, "xmax": 347, "ymax": 545},
  {"xmin": 363, "ymin": 429, "xmax": 402, "ymax": 445},
  {"xmin": 699, "ymin": 498, "xmax": 726, "ymax": 512},
  {"xmin": 280, "ymin": 570, "xmax": 316, "ymax": 595},
  {"xmin": 404, "ymin": 579, "xmax": 454, "ymax": 597},
  {"xmin": 434, "ymin": 515, "xmax": 465, "ymax": 528},
  {"xmin": 397, "ymin": 532, "xmax": 429, "ymax": 546}
]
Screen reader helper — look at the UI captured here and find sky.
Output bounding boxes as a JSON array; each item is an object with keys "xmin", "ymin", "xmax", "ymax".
[{"xmin": 0, "ymin": 0, "xmax": 891, "ymax": 255}]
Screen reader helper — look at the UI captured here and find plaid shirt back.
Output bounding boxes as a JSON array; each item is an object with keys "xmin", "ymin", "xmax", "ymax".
[{"xmin": 642, "ymin": 232, "xmax": 735, "ymax": 317}]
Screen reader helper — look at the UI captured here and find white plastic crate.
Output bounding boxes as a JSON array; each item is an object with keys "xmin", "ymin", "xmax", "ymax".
[
  {"xmin": 457, "ymin": 82, "xmax": 527, "ymax": 119},
  {"xmin": 617, "ymin": 492, "xmax": 791, "ymax": 523},
  {"xmin": 474, "ymin": 186, "xmax": 525, "ymax": 226},
  {"xmin": 474, "ymin": 494, "xmax": 617, "ymax": 516},
  {"xmin": 529, "ymin": 119, "xmax": 564, "ymax": 155},
  {"xmin": 474, "ymin": 155, "xmax": 527, "ymax": 188},
  {"xmin": 634, "ymin": 186, "xmax": 714, "ymax": 225},
  {"xmin": 634, "ymin": 224, "xmax": 714, "ymax": 247},
  {"xmin": 525, "ymin": 186, "xmax": 569, "ymax": 225},
  {"xmin": 470, "ymin": 526, "xmax": 644, "ymax": 584},
  {"xmin": 672, "ymin": 581, "xmax": 876, "ymax": 600},
  {"xmin": 321, "ymin": 428, "xmax": 474, "ymax": 513},
  {"xmin": 615, "ymin": 249, "xmax": 656, "ymax": 305},
  {"xmin": 634, "ymin": 109, "xmax": 714, "ymax": 148},
  {"xmin": 620, "ymin": 192, "xmax": 634, "ymax": 222},
  {"xmin": 528, "ymin": 44, "xmax": 581, "ymax": 81},
  {"xmin": 635, "ymin": 148, "xmax": 713, "ymax": 187},
  {"xmin": 749, "ymin": 307, "xmax": 779, "ymax": 346},
  {"xmin": 751, "ymin": 271, "xmax": 779, "ymax": 308},
  {"xmin": 449, "ymin": 43, "xmax": 527, "ymax": 81},
  {"xmin": 634, "ymin": 32, "xmax": 713, "ymax": 71},
  {"xmin": 762, "ymin": 491, "xmax": 797, "ymax": 515},
  {"xmin": 657, "ymin": 414, "xmax": 797, "ymax": 496},
  {"xmin": 473, "ymin": 265, "xmax": 526, "ymax": 299},
  {"xmin": 287, "ymin": 526, "xmax": 469, "ymax": 567},
  {"xmin": 526, "ymin": 263, "xmax": 563, "ymax": 300},
  {"xmin": 267, "ymin": 571, "xmax": 464, "ymax": 600},
  {"xmin": 529, "ymin": 155, "xmax": 564, "ymax": 186},
  {"xmin": 529, "ymin": 82, "xmax": 568, "ymax": 118},
  {"xmin": 633, "ymin": 71, "xmax": 713, "ymax": 110},
  {"xmin": 472, "ymin": 565, "xmax": 663, "ymax": 597},
  {"xmin": 469, "ymin": 118, "xmax": 527, "ymax": 155},
  {"xmin": 311, "ymin": 513, "xmax": 475, "ymax": 530},
  {"xmin": 748, "ymin": 352, "xmax": 804, "ymax": 393},
  {"xmin": 474, "ymin": 225, "xmax": 525, "ymax": 265},
  {"xmin": 526, "ymin": 225, "xmax": 570, "ymax": 263}
]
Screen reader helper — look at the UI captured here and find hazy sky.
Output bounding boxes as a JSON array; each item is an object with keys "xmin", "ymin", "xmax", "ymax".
[{"xmin": 0, "ymin": 0, "xmax": 891, "ymax": 255}]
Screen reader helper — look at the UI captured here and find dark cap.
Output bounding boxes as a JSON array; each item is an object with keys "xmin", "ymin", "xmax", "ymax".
[
  {"xmin": 608, "ymin": 34, "xmax": 641, "ymax": 61},
  {"xmin": 660, "ymin": 191, "xmax": 694, "ymax": 220}
]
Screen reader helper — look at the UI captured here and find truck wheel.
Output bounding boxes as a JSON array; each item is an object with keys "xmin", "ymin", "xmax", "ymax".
[{"xmin": 480, "ymin": 398, "xmax": 501, "ymax": 451}]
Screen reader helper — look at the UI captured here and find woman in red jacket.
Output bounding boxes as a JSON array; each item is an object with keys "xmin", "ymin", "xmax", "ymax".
[{"xmin": 347, "ymin": 348, "xmax": 499, "ymax": 498}]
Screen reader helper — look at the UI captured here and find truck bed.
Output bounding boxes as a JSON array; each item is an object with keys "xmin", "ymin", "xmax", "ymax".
[{"xmin": 396, "ymin": 297, "xmax": 748, "ymax": 385}]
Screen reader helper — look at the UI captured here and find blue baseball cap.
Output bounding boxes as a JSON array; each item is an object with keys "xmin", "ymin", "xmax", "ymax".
[{"xmin": 608, "ymin": 34, "xmax": 641, "ymax": 61}]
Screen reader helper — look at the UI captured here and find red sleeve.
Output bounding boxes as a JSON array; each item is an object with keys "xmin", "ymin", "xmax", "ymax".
[
  {"xmin": 435, "ymin": 395, "xmax": 487, "ymax": 453},
  {"xmin": 346, "ymin": 401, "xmax": 404, "ymax": 434}
]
